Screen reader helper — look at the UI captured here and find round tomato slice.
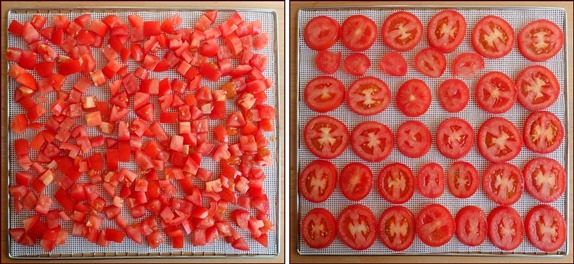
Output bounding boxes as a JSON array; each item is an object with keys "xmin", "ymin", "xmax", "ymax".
[
  {"xmin": 304, "ymin": 16, "xmax": 339, "ymax": 51},
  {"xmin": 518, "ymin": 19, "xmax": 564, "ymax": 62},
  {"xmin": 416, "ymin": 163, "xmax": 444, "ymax": 199},
  {"xmin": 379, "ymin": 52, "xmax": 407, "ymax": 76},
  {"xmin": 427, "ymin": 10, "xmax": 466, "ymax": 53},
  {"xmin": 472, "ymin": 15, "xmax": 515, "ymax": 59},
  {"xmin": 451, "ymin": 52, "xmax": 485, "ymax": 78},
  {"xmin": 482, "ymin": 163, "xmax": 523, "ymax": 206},
  {"xmin": 416, "ymin": 204, "xmax": 455, "ymax": 247},
  {"xmin": 346, "ymin": 76, "xmax": 391, "ymax": 116},
  {"xmin": 396, "ymin": 120, "xmax": 431, "ymax": 158},
  {"xmin": 351, "ymin": 121, "xmax": 393, "ymax": 162},
  {"xmin": 378, "ymin": 206, "xmax": 415, "ymax": 251},
  {"xmin": 304, "ymin": 115, "xmax": 349, "ymax": 159},
  {"xmin": 381, "ymin": 11, "xmax": 423, "ymax": 51},
  {"xmin": 343, "ymin": 53, "xmax": 370, "ymax": 76},
  {"xmin": 478, "ymin": 117, "xmax": 522, "ymax": 163},
  {"xmin": 301, "ymin": 208, "xmax": 337, "ymax": 249},
  {"xmin": 339, "ymin": 163, "xmax": 373, "ymax": 201},
  {"xmin": 315, "ymin": 49, "xmax": 341, "ymax": 74},
  {"xmin": 436, "ymin": 118, "xmax": 474, "ymax": 159},
  {"xmin": 475, "ymin": 71, "xmax": 517, "ymax": 114},
  {"xmin": 337, "ymin": 204, "xmax": 377, "ymax": 250},
  {"xmin": 523, "ymin": 111, "xmax": 563, "ymax": 153},
  {"xmin": 340, "ymin": 15, "xmax": 377, "ymax": 51},
  {"xmin": 377, "ymin": 163, "xmax": 414, "ymax": 204},
  {"xmin": 298, "ymin": 160, "xmax": 337, "ymax": 203},
  {"xmin": 525, "ymin": 205, "xmax": 566, "ymax": 252},
  {"xmin": 446, "ymin": 161, "xmax": 479, "ymax": 198},
  {"xmin": 515, "ymin": 65, "xmax": 560, "ymax": 111},
  {"xmin": 455, "ymin": 206, "xmax": 486, "ymax": 247},
  {"xmin": 413, "ymin": 48, "xmax": 446, "ymax": 78},
  {"xmin": 437, "ymin": 79, "xmax": 469, "ymax": 113},
  {"xmin": 304, "ymin": 76, "xmax": 345, "ymax": 113},
  {"xmin": 523, "ymin": 157, "xmax": 565, "ymax": 203},
  {"xmin": 396, "ymin": 79, "xmax": 431, "ymax": 117},
  {"xmin": 487, "ymin": 206, "xmax": 523, "ymax": 251}
]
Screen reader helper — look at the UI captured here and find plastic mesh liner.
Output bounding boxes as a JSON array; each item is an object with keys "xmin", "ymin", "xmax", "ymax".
[
  {"xmin": 7, "ymin": 9, "xmax": 278, "ymax": 258},
  {"xmin": 297, "ymin": 7, "xmax": 567, "ymax": 255}
]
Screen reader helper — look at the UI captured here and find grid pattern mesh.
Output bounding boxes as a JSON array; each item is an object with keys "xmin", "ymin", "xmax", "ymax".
[
  {"xmin": 7, "ymin": 9, "xmax": 278, "ymax": 258},
  {"xmin": 297, "ymin": 8, "xmax": 567, "ymax": 255}
]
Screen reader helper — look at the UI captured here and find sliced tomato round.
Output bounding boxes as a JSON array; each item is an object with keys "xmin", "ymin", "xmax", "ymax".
[
  {"xmin": 340, "ymin": 15, "xmax": 377, "ymax": 51},
  {"xmin": 350, "ymin": 121, "xmax": 393, "ymax": 162},
  {"xmin": 446, "ymin": 161, "xmax": 479, "ymax": 198},
  {"xmin": 298, "ymin": 160, "xmax": 337, "ymax": 203},
  {"xmin": 304, "ymin": 16, "xmax": 339, "ymax": 51},
  {"xmin": 478, "ymin": 117, "xmax": 522, "ymax": 163},
  {"xmin": 339, "ymin": 163, "xmax": 373, "ymax": 201},
  {"xmin": 381, "ymin": 11, "xmax": 423, "ymax": 51},
  {"xmin": 482, "ymin": 163, "xmax": 523, "ymax": 206},
  {"xmin": 396, "ymin": 120, "xmax": 431, "ymax": 158},
  {"xmin": 475, "ymin": 71, "xmax": 517, "ymax": 114},
  {"xmin": 416, "ymin": 163, "xmax": 444, "ymax": 199},
  {"xmin": 343, "ymin": 53, "xmax": 370, "ymax": 76},
  {"xmin": 518, "ymin": 19, "xmax": 564, "ymax": 62},
  {"xmin": 304, "ymin": 76, "xmax": 345, "ymax": 113},
  {"xmin": 436, "ymin": 118, "xmax": 474, "ymax": 159},
  {"xmin": 377, "ymin": 163, "xmax": 414, "ymax": 204},
  {"xmin": 346, "ymin": 76, "xmax": 391, "ymax": 116},
  {"xmin": 304, "ymin": 115, "xmax": 349, "ymax": 159},
  {"xmin": 379, "ymin": 52, "xmax": 407, "ymax": 76},
  {"xmin": 413, "ymin": 48, "xmax": 446, "ymax": 78},
  {"xmin": 455, "ymin": 206, "xmax": 486, "ymax": 247},
  {"xmin": 337, "ymin": 204, "xmax": 377, "ymax": 250},
  {"xmin": 396, "ymin": 79, "xmax": 431, "ymax": 117},
  {"xmin": 523, "ymin": 157, "xmax": 565, "ymax": 203},
  {"xmin": 378, "ymin": 206, "xmax": 415, "ymax": 251},
  {"xmin": 472, "ymin": 15, "xmax": 515, "ymax": 59},
  {"xmin": 451, "ymin": 52, "xmax": 485, "ymax": 78},
  {"xmin": 416, "ymin": 204, "xmax": 455, "ymax": 247},
  {"xmin": 315, "ymin": 49, "xmax": 341, "ymax": 74},
  {"xmin": 301, "ymin": 208, "xmax": 337, "ymax": 249},
  {"xmin": 515, "ymin": 65, "xmax": 560, "ymax": 111},
  {"xmin": 525, "ymin": 205, "xmax": 566, "ymax": 252},
  {"xmin": 437, "ymin": 79, "xmax": 469, "ymax": 113},
  {"xmin": 427, "ymin": 10, "xmax": 466, "ymax": 53},
  {"xmin": 487, "ymin": 206, "xmax": 523, "ymax": 251},
  {"xmin": 523, "ymin": 111, "xmax": 563, "ymax": 153}
]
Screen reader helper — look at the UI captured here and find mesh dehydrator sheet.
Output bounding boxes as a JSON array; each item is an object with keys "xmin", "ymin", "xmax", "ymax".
[
  {"xmin": 297, "ymin": 7, "xmax": 568, "ymax": 255},
  {"xmin": 7, "ymin": 9, "xmax": 278, "ymax": 258}
]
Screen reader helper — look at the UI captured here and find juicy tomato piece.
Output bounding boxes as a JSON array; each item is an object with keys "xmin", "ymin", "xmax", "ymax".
[
  {"xmin": 413, "ymin": 48, "xmax": 446, "ymax": 78},
  {"xmin": 304, "ymin": 16, "xmax": 339, "ymax": 51},
  {"xmin": 427, "ymin": 10, "xmax": 466, "ymax": 53},
  {"xmin": 304, "ymin": 76, "xmax": 345, "ymax": 113},
  {"xmin": 346, "ymin": 76, "xmax": 390, "ymax": 116},
  {"xmin": 379, "ymin": 52, "xmax": 407, "ymax": 76},
  {"xmin": 436, "ymin": 117, "xmax": 474, "ymax": 159},
  {"xmin": 525, "ymin": 205, "xmax": 566, "ymax": 252},
  {"xmin": 478, "ymin": 117, "xmax": 522, "ymax": 163},
  {"xmin": 518, "ymin": 19, "xmax": 564, "ymax": 62},
  {"xmin": 12, "ymin": 114, "xmax": 28, "ymax": 134},
  {"xmin": 523, "ymin": 157, "xmax": 565, "ymax": 203},
  {"xmin": 381, "ymin": 11, "xmax": 423, "ymax": 51},
  {"xmin": 377, "ymin": 163, "xmax": 414, "ymax": 204},
  {"xmin": 315, "ymin": 49, "xmax": 341, "ymax": 74},
  {"xmin": 446, "ymin": 161, "xmax": 479, "ymax": 198},
  {"xmin": 339, "ymin": 163, "xmax": 373, "ymax": 201},
  {"xmin": 472, "ymin": 15, "xmax": 514, "ymax": 59},
  {"xmin": 395, "ymin": 79, "xmax": 431, "ymax": 117},
  {"xmin": 451, "ymin": 52, "xmax": 485, "ymax": 78},
  {"xmin": 455, "ymin": 206, "xmax": 486, "ymax": 247},
  {"xmin": 350, "ymin": 121, "xmax": 393, "ymax": 162},
  {"xmin": 337, "ymin": 204, "xmax": 377, "ymax": 250},
  {"xmin": 396, "ymin": 120, "xmax": 431, "ymax": 158},
  {"xmin": 303, "ymin": 115, "xmax": 349, "ymax": 159},
  {"xmin": 416, "ymin": 163, "xmax": 444, "ymax": 199},
  {"xmin": 483, "ymin": 163, "xmax": 523, "ymax": 206},
  {"xmin": 343, "ymin": 53, "xmax": 370, "ymax": 76},
  {"xmin": 416, "ymin": 204, "xmax": 455, "ymax": 247},
  {"xmin": 298, "ymin": 160, "xmax": 337, "ymax": 203},
  {"xmin": 340, "ymin": 15, "xmax": 377, "ymax": 51},
  {"xmin": 378, "ymin": 206, "xmax": 415, "ymax": 251},
  {"xmin": 487, "ymin": 206, "xmax": 523, "ymax": 250},
  {"xmin": 515, "ymin": 65, "xmax": 560, "ymax": 111},
  {"xmin": 437, "ymin": 79, "xmax": 469, "ymax": 113},
  {"xmin": 301, "ymin": 208, "xmax": 336, "ymax": 249},
  {"xmin": 523, "ymin": 111, "xmax": 563, "ymax": 154},
  {"xmin": 475, "ymin": 71, "xmax": 517, "ymax": 114}
]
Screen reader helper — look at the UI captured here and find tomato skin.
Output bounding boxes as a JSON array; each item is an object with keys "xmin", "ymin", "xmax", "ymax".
[
  {"xmin": 437, "ymin": 79, "xmax": 469, "ymax": 113},
  {"xmin": 343, "ymin": 53, "xmax": 370, "ymax": 76},
  {"xmin": 346, "ymin": 76, "xmax": 391, "ymax": 116},
  {"xmin": 515, "ymin": 65, "xmax": 560, "ymax": 111},
  {"xmin": 523, "ymin": 157, "xmax": 565, "ymax": 203},
  {"xmin": 378, "ymin": 206, "xmax": 415, "ymax": 251},
  {"xmin": 472, "ymin": 15, "xmax": 515, "ymax": 59},
  {"xmin": 482, "ymin": 163, "xmax": 523, "ymax": 206},
  {"xmin": 487, "ymin": 206, "xmax": 523, "ymax": 251},
  {"xmin": 396, "ymin": 79, "xmax": 431, "ymax": 117},
  {"xmin": 416, "ymin": 163, "xmax": 444, "ymax": 199},
  {"xmin": 337, "ymin": 204, "xmax": 377, "ymax": 250},
  {"xmin": 416, "ymin": 204, "xmax": 455, "ymax": 247},
  {"xmin": 447, "ymin": 161, "xmax": 479, "ymax": 198},
  {"xmin": 523, "ymin": 111, "xmax": 563, "ymax": 154},
  {"xmin": 351, "ymin": 121, "xmax": 393, "ymax": 162},
  {"xmin": 518, "ymin": 19, "xmax": 564, "ymax": 62},
  {"xmin": 304, "ymin": 76, "xmax": 345, "ymax": 113},
  {"xmin": 377, "ymin": 163, "xmax": 414, "ymax": 204},
  {"xmin": 379, "ymin": 52, "xmax": 407, "ymax": 76},
  {"xmin": 435, "ymin": 118, "xmax": 474, "ymax": 159},
  {"xmin": 525, "ymin": 205, "xmax": 566, "ymax": 252},
  {"xmin": 304, "ymin": 16, "xmax": 339, "ymax": 51},
  {"xmin": 339, "ymin": 163, "xmax": 373, "ymax": 201},
  {"xmin": 315, "ymin": 49, "xmax": 341, "ymax": 74},
  {"xmin": 477, "ymin": 117, "xmax": 522, "ymax": 163},
  {"xmin": 427, "ymin": 10, "xmax": 466, "ymax": 53},
  {"xmin": 298, "ymin": 160, "xmax": 337, "ymax": 203},
  {"xmin": 303, "ymin": 115, "xmax": 349, "ymax": 159},
  {"xmin": 396, "ymin": 120, "xmax": 431, "ymax": 158},
  {"xmin": 413, "ymin": 48, "xmax": 446, "ymax": 78},
  {"xmin": 455, "ymin": 206, "xmax": 486, "ymax": 247},
  {"xmin": 301, "ymin": 208, "xmax": 336, "ymax": 249},
  {"xmin": 381, "ymin": 11, "xmax": 422, "ymax": 51}
]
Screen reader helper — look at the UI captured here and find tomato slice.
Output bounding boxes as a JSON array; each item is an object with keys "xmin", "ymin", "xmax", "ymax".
[
  {"xmin": 337, "ymin": 204, "xmax": 377, "ymax": 250},
  {"xmin": 315, "ymin": 49, "xmax": 341, "ymax": 74},
  {"xmin": 478, "ymin": 117, "xmax": 522, "ymax": 163},
  {"xmin": 303, "ymin": 115, "xmax": 349, "ymax": 159},
  {"xmin": 377, "ymin": 163, "xmax": 414, "ymax": 204},
  {"xmin": 437, "ymin": 79, "xmax": 469, "ymax": 113},
  {"xmin": 340, "ymin": 15, "xmax": 377, "ymax": 51},
  {"xmin": 451, "ymin": 52, "xmax": 485, "ymax": 78},
  {"xmin": 304, "ymin": 76, "xmax": 345, "ymax": 113},
  {"xmin": 346, "ymin": 76, "xmax": 390, "ymax": 116},
  {"xmin": 523, "ymin": 111, "xmax": 563, "ymax": 154},
  {"xmin": 515, "ymin": 65, "xmax": 560, "ymax": 111},
  {"xmin": 483, "ymin": 163, "xmax": 523, "ymax": 206},
  {"xmin": 378, "ymin": 206, "xmax": 415, "ymax": 251},
  {"xmin": 396, "ymin": 120, "xmax": 431, "ymax": 158},
  {"xmin": 416, "ymin": 163, "xmax": 444, "ymax": 199},
  {"xmin": 455, "ymin": 206, "xmax": 486, "ymax": 247},
  {"xmin": 304, "ymin": 16, "xmax": 339, "ymax": 51},
  {"xmin": 525, "ymin": 205, "xmax": 566, "ymax": 252},
  {"xmin": 518, "ymin": 19, "xmax": 564, "ymax": 62},
  {"xmin": 475, "ymin": 71, "xmax": 517, "ymax": 114},
  {"xmin": 446, "ymin": 161, "xmax": 479, "ymax": 198},
  {"xmin": 416, "ymin": 204, "xmax": 455, "ymax": 247},
  {"xmin": 427, "ymin": 10, "xmax": 466, "ymax": 53},
  {"xmin": 350, "ymin": 121, "xmax": 393, "ymax": 162},
  {"xmin": 413, "ymin": 48, "xmax": 446, "ymax": 78},
  {"xmin": 343, "ymin": 53, "xmax": 370, "ymax": 76},
  {"xmin": 472, "ymin": 15, "xmax": 515, "ymax": 59},
  {"xmin": 436, "ymin": 117, "xmax": 474, "ymax": 159},
  {"xmin": 301, "ymin": 208, "xmax": 336, "ymax": 249},
  {"xmin": 523, "ymin": 157, "xmax": 565, "ymax": 203},
  {"xmin": 379, "ymin": 52, "xmax": 407, "ymax": 76},
  {"xmin": 396, "ymin": 79, "xmax": 431, "ymax": 117},
  {"xmin": 381, "ymin": 11, "xmax": 422, "ymax": 51},
  {"xmin": 339, "ymin": 163, "xmax": 373, "ymax": 201},
  {"xmin": 298, "ymin": 160, "xmax": 337, "ymax": 203},
  {"xmin": 487, "ymin": 206, "xmax": 523, "ymax": 250}
]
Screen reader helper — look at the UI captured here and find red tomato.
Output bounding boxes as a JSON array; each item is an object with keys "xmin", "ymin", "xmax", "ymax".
[
  {"xmin": 427, "ymin": 10, "xmax": 466, "ymax": 53},
  {"xmin": 396, "ymin": 120, "xmax": 431, "ymax": 158},
  {"xmin": 340, "ymin": 15, "xmax": 377, "ymax": 51},
  {"xmin": 413, "ymin": 48, "xmax": 446, "ymax": 78},
  {"xmin": 472, "ymin": 15, "xmax": 515, "ymax": 58},
  {"xmin": 337, "ymin": 204, "xmax": 377, "ymax": 250},
  {"xmin": 301, "ymin": 208, "xmax": 336, "ymax": 249},
  {"xmin": 350, "ymin": 121, "xmax": 393, "ymax": 162},
  {"xmin": 525, "ymin": 205, "xmax": 566, "ymax": 252},
  {"xmin": 379, "ymin": 52, "xmax": 407, "ymax": 76},
  {"xmin": 304, "ymin": 16, "xmax": 339, "ymax": 51},
  {"xmin": 435, "ymin": 118, "xmax": 474, "ymax": 159},
  {"xmin": 298, "ymin": 160, "xmax": 337, "ymax": 203},
  {"xmin": 381, "ymin": 11, "xmax": 422, "ymax": 51},
  {"xmin": 377, "ymin": 163, "xmax": 414, "ymax": 204},
  {"xmin": 518, "ymin": 19, "xmax": 564, "ymax": 62},
  {"xmin": 378, "ymin": 206, "xmax": 415, "ymax": 251},
  {"xmin": 451, "ymin": 52, "xmax": 485, "ymax": 78},
  {"xmin": 487, "ymin": 206, "xmax": 523, "ymax": 250},
  {"xmin": 395, "ymin": 79, "xmax": 431, "ymax": 117},
  {"xmin": 475, "ymin": 71, "xmax": 517, "ymax": 114},
  {"xmin": 437, "ymin": 79, "xmax": 469, "ymax": 113},
  {"xmin": 303, "ymin": 115, "xmax": 349, "ymax": 159},
  {"xmin": 523, "ymin": 111, "xmax": 563, "ymax": 154},
  {"xmin": 483, "ymin": 163, "xmax": 523, "ymax": 206},
  {"xmin": 523, "ymin": 157, "xmax": 565, "ymax": 203},
  {"xmin": 446, "ymin": 161, "xmax": 479, "ymax": 198},
  {"xmin": 346, "ymin": 77, "xmax": 390, "ymax": 116},
  {"xmin": 416, "ymin": 163, "xmax": 444, "ymax": 199},
  {"xmin": 478, "ymin": 117, "xmax": 522, "ymax": 163},
  {"xmin": 455, "ymin": 206, "xmax": 486, "ymax": 247},
  {"xmin": 315, "ymin": 49, "xmax": 341, "ymax": 74},
  {"xmin": 339, "ymin": 163, "xmax": 373, "ymax": 201},
  {"xmin": 304, "ymin": 76, "xmax": 345, "ymax": 113},
  {"xmin": 343, "ymin": 53, "xmax": 370, "ymax": 76},
  {"xmin": 416, "ymin": 204, "xmax": 455, "ymax": 247},
  {"xmin": 11, "ymin": 114, "xmax": 28, "ymax": 134},
  {"xmin": 515, "ymin": 65, "xmax": 560, "ymax": 111}
]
